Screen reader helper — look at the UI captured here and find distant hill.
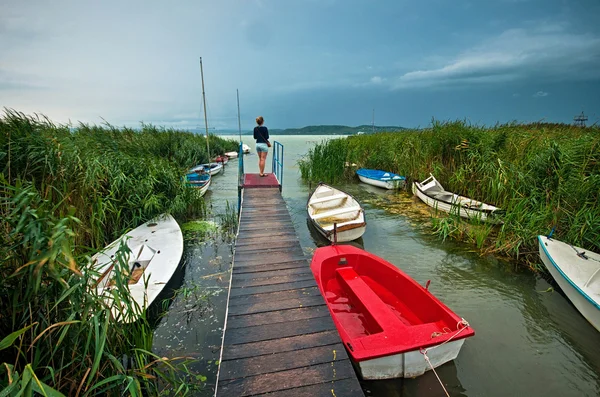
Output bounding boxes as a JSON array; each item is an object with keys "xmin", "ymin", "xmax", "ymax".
[
  {"xmin": 207, "ymin": 124, "xmax": 406, "ymax": 136},
  {"xmin": 270, "ymin": 125, "xmax": 406, "ymax": 135}
]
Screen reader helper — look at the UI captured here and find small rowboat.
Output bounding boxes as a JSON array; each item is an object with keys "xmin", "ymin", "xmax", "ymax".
[
  {"xmin": 242, "ymin": 144, "xmax": 251, "ymax": 154},
  {"xmin": 185, "ymin": 172, "xmax": 211, "ymax": 197},
  {"xmin": 310, "ymin": 244, "xmax": 474, "ymax": 379},
  {"xmin": 538, "ymin": 235, "xmax": 600, "ymax": 331},
  {"xmin": 224, "ymin": 151, "xmax": 238, "ymax": 159},
  {"xmin": 91, "ymin": 214, "xmax": 184, "ymax": 323},
  {"xmin": 214, "ymin": 155, "xmax": 229, "ymax": 165},
  {"xmin": 356, "ymin": 168, "xmax": 406, "ymax": 190},
  {"xmin": 307, "ymin": 183, "xmax": 366, "ymax": 243},
  {"xmin": 412, "ymin": 174, "xmax": 502, "ymax": 223},
  {"xmin": 191, "ymin": 162, "xmax": 223, "ymax": 176}
]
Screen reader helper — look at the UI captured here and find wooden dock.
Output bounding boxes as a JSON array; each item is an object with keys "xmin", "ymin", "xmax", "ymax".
[{"xmin": 215, "ymin": 181, "xmax": 364, "ymax": 396}]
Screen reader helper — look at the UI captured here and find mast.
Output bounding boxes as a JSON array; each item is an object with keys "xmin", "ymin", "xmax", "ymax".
[
  {"xmin": 237, "ymin": 89, "xmax": 242, "ymax": 142},
  {"xmin": 200, "ymin": 57, "xmax": 210, "ymax": 159}
]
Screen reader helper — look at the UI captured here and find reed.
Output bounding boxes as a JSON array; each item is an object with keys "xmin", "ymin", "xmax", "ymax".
[
  {"xmin": 299, "ymin": 120, "xmax": 600, "ymax": 267},
  {"xmin": 0, "ymin": 109, "xmax": 238, "ymax": 395}
]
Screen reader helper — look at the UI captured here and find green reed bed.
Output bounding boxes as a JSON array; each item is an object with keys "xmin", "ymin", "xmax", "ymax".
[
  {"xmin": 0, "ymin": 109, "xmax": 238, "ymax": 395},
  {"xmin": 299, "ymin": 120, "xmax": 600, "ymax": 268}
]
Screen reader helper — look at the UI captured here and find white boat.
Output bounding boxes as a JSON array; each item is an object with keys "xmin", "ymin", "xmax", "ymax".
[
  {"xmin": 242, "ymin": 144, "xmax": 251, "ymax": 154},
  {"xmin": 91, "ymin": 214, "xmax": 183, "ymax": 323},
  {"xmin": 185, "ymin": 172, "xmax": 211, "ymax": 197},
  {"xmin": 224, "ymin": 151, "xmax": 238, "ymax": 159},
  {"xmin": 191, "ymin": 162, "xmax": 223, "ymax": 176},
  {"xmin": 538, "ymin": 235, "xmax": 600, "ymax": 331},
  {"xmin": 356, "ymin": 168, "xmax": 406, "ymax": 190},
  {"xmin": 307, "ymin": 183, "xmax": 366, "ymax": 243},
  {"xmin": 412, "ymin": 174, "xmax": 502, "ymax": 223}
]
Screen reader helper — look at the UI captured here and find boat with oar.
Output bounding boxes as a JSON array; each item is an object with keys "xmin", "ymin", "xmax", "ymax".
[
  {"xmin": 310, "ymin": 244, "xmax": 474, "ymax": 379},
  {"xmin": 191, "ymin": 162, "xmax": 223, "ymax": 176},
  {"xmin": 91, "ymin": 214, "xmax": 184, "ymax": 323},
  {"xmin": 412, "ymin": 174, "xmax": 503, "ymax": 223},
  {"xmin": 538, "ymin": 235, "xmax": 600, "ymax": 331},
  {"xmin": 185, "ymin": 171, "xmax": 211, "ymax": 196},
  {"xmin": 356, "ymin": 168, "xmax": 406, "ymax": 190},
  {"xmin": 224, "ymin": 151, "xmax": 238, "ymax": 159},
  {"xmin": 307, "ymin": 183, "xmax": 366, "ymax": 242}
]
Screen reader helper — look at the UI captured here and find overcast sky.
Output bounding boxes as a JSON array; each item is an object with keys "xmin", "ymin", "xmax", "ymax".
[{"xmin": 1, "ymin": 0, "xmax": 599, "ymax": 130}]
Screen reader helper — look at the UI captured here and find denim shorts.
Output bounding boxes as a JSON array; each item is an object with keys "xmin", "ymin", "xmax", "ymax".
[{"xmin": 256, "ymin": 143, "xmax": 269, "ymax": 153}]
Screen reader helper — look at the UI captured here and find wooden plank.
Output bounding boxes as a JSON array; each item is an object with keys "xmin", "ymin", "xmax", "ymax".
[
  {"xmin": 254, "ymin": 378, "xmax": 364, "ymax": 397},
  {"xmin": 230, "ymin": 279, "xmax": 316, "ymax": 297},
  {"xmin": 219, "ymin": 343, "xmax": 347, "ymax": 381},
  {"xmin": 223, "ymin": 316, "xmax": 336, "ymax": 345},
  {"xmin": 235, "ymin": 241, "xmax": 302, "ymax": 253},
  {"xmin": 230, "ymin": 273, "xmax": 315, "ymax": 288},
  {"xmin": 234, "ymin": 256, "xmax": 308, "ymax": 267},
  {"xmin": 216, "ymin": 361, "xmax": 357, "ymax": 397},
  {"xmin": 227, "ymin": 305, "xmax": 330, "ymax": 329},
  {"xmin": 235, "ymin": 227, "xmax": 297, "ymax": 239},
  {"xmin": 228, "ymin": 286, "xmax": 322, "ymax": 306},
  {"xmin": 236, "ymin": 235, "xmax": 299, "ymax": 247},
  {"xmin": 232, "ymin": 260, "xmax": 309, "ymax": 274},
  {"xmin": 221, "ymin": 330, "xmax": 342, "ymax": 360},
  {"xmin": 233, "ymin": 249, "xmax": 306, "ymax": 264},
  {"xmin": 232, "ymin": 267, "xmax": 312, "ymax": 280},
  {"xmin": 227, "ymin": 295, "xmax": 327, "ymax": 316}
]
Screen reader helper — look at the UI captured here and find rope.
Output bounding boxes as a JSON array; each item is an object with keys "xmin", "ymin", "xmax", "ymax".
[
  {"xmin": 420, "ymin": 318, "xmax": 471, "ymax": 397},
  {"xmin": 420, "ymin": 348, "xmax": 450, "ymax": 397},
  {"xmin": 569, "ymin": 244, "xmax": 600, "ymax": 264}
]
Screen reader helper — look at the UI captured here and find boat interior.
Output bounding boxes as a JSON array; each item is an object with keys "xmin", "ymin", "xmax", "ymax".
[
  {"xmin": 320, "ymin": 252, "xmax": 465, "ymax": 352},
  {"xmin": 309, "ymin": 187, "xmax": 363, "ymax": 228}
]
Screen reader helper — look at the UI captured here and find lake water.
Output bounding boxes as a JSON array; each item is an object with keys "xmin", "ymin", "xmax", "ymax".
[{"xmin": 153, "ymin": 135, "xmax": 600, "ymax": 396}]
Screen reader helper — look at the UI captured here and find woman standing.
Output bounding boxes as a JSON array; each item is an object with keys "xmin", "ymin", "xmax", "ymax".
[{"xmin": 253, "ymin": 116, "xmax": 270, "ymax": 177}]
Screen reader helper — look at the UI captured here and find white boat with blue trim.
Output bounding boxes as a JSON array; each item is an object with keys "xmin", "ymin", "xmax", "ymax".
[
  {"xmin": 538, "ymin": 235, "xmax": 600, "ymax": 331},
  {"xmin": 356, "ymin": 168, "xmax": 406, "ymax": 190}
]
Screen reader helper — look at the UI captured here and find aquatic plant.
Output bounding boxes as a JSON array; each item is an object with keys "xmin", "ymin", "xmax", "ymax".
[
  {"xmin": 298, "ymin": 120, "xmax": 600, "ymax": 267},
  {"xmin": 0, "ymin": 109, "xmax": 239, "ymax": 395}
]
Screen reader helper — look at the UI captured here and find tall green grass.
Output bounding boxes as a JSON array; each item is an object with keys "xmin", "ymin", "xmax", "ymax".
[
  {"xmin": 0, "ymin": 109, "xmax": 238, "ymax": 395},
  {"xmin": 299, "ymin": 120, "xmax": 600, "ymax": 267}
]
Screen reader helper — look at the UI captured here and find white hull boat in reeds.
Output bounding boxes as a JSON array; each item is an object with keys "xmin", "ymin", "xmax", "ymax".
[
  {"xmin": 356, "ymin": 168, "xmax": 406, "ymax": 190},
  {"xmin": 412, "ymin": 174, "xmax": 503, "ymax": 223},
  {"xmin": 191, "ymin": 162, "xmax": 223, "ymax": 176},
  {"xmin": 224, "ymin": 151, "xmax": 238, "ymax": 159},
  {"xmin": 538, "ymin": 235, "xmax": 600, "ymax": 331},
  {"xmin": 91, "ymin": 214, "xmax": 184, "ymax": 323},
  {"xmin": 307, "ymin": 183, "xmax": 366, "ymax": 243}
]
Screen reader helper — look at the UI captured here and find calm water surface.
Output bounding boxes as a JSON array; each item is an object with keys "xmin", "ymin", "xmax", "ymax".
[{"xmin": 154, "ymin": 135, "xmax": 600, "ymax": 396}]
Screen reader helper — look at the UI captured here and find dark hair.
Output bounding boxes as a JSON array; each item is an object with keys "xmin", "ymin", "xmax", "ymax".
[{"xmin": 256, "ymin": 116, "xmax": 264, "ymax": 125}]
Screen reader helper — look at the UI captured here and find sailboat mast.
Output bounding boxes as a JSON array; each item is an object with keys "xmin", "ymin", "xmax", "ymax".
[
  {"xmin": 200, "ymin": 57, "xmax": 210, "ymax": 159},
  {"xmin": 237, "ymin": 89, "xmax": 242, "ymax": 142}
]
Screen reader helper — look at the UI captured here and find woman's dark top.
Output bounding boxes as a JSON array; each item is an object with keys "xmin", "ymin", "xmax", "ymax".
[{"xmin": 253, "ymin": 126, "xmax": 269, "ymax": 143}]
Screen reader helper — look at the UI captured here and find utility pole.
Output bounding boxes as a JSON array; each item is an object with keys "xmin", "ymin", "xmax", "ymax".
[{"xmin": 574, "ymin": 111, "xmax": 588, "ymax": 127}]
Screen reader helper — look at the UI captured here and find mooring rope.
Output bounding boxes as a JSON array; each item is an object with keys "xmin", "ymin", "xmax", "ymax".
[{"xmin": 420, "ymin": 318, "xmax": 471, "ymax": 397}]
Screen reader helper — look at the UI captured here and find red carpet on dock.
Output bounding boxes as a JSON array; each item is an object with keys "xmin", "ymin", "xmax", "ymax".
[{"xmin": 243, "ymin": 173, "xmax": 280, "ymax": 188}]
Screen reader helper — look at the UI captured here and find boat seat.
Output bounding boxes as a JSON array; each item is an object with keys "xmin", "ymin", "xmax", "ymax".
[
  {"xmin": 310, "ymin": 193, "xmax": 348, "ymax": 205},
  {"xmin": 312, "ymin": 206, "xmax": 361, "ymax": 220},
  {"xmin": 336, "ymin": 267, "xmax": 406, "ymax": 331}
]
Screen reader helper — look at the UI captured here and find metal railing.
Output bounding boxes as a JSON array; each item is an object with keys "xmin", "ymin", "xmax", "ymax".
[
  {"xmin": 237, "ymin": 142, "xmax": 244, "ymax": 212},
  {"xmin": 272, "ymin": 141, "xmax": 284, "ymax": 192}
]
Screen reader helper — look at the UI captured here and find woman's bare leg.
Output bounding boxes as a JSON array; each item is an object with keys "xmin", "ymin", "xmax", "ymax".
[{"xmin": 259, "ymin": 152, "xmax": 267, "ymax": 175}]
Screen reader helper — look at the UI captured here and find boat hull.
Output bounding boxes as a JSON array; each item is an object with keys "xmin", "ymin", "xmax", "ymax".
[
  {"xmin": 224, "ymin": 151, "xmax": 238, "ymax": 159},
  {"xmin": 356, "ymin": 169, "xmax": 406, "ymax": 190},
  {"xmin": 310, "ymin": 245, "xmax": 474, "ymax": 379},
  {"xmin": 538, "ymin": 236, "xmax": 600, "ymax": 331},
  {"xmin": 307, "ymin": 183, "xmax": 366, "ymax": 243},
  {"xmin": 412, "ymin": 177, "xmax": 501, "ymax": 224},
  {"xmin": 357, "ymin": 339, "xmax": 465, "ymax": 379},
  {"xmin": 92, "ymin": 214, "xmax": 183, "ymax": 323}
]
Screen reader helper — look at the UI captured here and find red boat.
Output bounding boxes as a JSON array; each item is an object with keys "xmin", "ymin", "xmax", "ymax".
[
  {"xmin": 310, "ymin": 245, "xmax": 474, "ymax": 379},
  {"xmin": 214, "ymin": 155, "xmax": 229, "ymax": 165}
]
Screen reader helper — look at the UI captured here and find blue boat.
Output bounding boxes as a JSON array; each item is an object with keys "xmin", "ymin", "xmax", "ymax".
[
  {"xmin": 356, "ymin": 168, "xmax": 406, "ymax": 190},
  {"xmin": 184, "ymin": 172, "xmax": 211, "ymax": 196}
]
